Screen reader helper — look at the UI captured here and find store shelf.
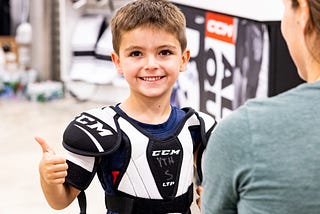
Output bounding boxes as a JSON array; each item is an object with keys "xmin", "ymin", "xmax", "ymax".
[{"xmin": 58, "ymin": 0, "xmax": 130, "ymax": 103}]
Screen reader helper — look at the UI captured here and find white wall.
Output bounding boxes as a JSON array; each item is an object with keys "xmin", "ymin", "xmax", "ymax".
[{"xmin": 170, "ymin": 0, "xmax": 284, "ymax": 21}]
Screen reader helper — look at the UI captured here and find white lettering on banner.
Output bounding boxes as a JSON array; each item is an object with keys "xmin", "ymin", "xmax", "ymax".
[
  {"xmin": 173, "ymin": 6, "xmax": 242, "ymax": 120},
  {"xmin": 207, "ymin": 19, "xmax": 233, "ymax": 38},
  {"xmin": 76, "ymin": 115, "xmax": 112, "ymax": 136},
  {"xmin": 152, "ymin": 149, "xmax": 180, "ymax": 156}
]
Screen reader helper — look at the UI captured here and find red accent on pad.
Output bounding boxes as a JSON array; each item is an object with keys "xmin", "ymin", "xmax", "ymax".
[{"xmin": 112, "ymin": 171, "xmax": 120, "ymax": 184}]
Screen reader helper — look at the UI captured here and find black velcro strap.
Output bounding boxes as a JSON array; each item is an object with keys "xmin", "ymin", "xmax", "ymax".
[
  {"xmin": 105, "ymin": 194, "xmax": 135, "ymax": 214},
  {"xmin": 77, "ymin": 190, "xmax": 87, "ymax": 214},
  {"xmin": 106, "ymin": 184, "xmax": 193, "ymax": 214}
]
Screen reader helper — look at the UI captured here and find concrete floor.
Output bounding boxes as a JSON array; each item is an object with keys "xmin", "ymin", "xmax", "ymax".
[
  {"xmin": 0, "ymin": 96, "xmax": 107, "ymax": 213},
  {"xmin": 0, "ymin": 95, "xmax": 201, "ymax": 213}
]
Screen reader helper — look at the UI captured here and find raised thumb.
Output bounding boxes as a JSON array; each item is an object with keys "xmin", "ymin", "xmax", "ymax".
[{"xmin": 35, "ymin": 136, "xmax": 55, "ymax": 154}]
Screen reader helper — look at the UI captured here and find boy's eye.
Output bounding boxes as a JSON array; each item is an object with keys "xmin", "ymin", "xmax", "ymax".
[
  {"xmin": 129, "ymin": 51, "xmax": 142, "ymax": 57},
  {"xmin": 159, "ymin": 50, "xmax": 173, "ymax": 56}
]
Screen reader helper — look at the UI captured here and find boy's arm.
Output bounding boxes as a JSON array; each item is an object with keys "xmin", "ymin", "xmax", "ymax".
[
  {"xmin": 36, "ymin": 137, "xmax": 80, "ymax": 209},
  {"xmin": 40, "ymin": 178, "xmax": 80, "ymax": 209}
]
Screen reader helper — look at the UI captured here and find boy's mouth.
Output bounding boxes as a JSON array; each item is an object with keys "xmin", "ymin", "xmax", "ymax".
[{"xmin": 140, "ymin": 76, "xmax": 163, "ymax": 81}]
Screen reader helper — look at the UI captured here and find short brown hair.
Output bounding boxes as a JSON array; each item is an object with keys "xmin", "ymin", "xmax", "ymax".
[{"xmin": 110, "ymin": 0, "xmax": 187, "ymax": 54}]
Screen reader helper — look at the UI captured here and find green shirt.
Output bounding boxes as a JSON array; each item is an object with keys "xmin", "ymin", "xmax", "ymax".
[{"xmin": 202, "ymin": 81, "xmax": 320, "ymax": 214}]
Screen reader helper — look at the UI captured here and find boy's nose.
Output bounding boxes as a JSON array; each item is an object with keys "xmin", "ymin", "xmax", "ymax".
[{"xmin": 144, "ymin": 55, "xmax": 159, "ymax": 70}]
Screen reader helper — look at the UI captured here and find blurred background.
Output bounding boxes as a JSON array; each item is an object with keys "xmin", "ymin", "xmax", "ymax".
[{"xmin": 0, "ymin": 0, "xmax": 304, "ymax": 213}]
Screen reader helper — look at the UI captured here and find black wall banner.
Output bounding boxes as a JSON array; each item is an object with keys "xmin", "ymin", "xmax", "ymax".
[{"xmin": 171, "ymin": 4, "xmax": 303, "ymax": 121}]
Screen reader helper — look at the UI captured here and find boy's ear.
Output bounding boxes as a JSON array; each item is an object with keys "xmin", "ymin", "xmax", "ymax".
[
  {"xmin": 111, "ymin": 52, "xmax": 123, "ymax": 74},
  {"xmin": 180, "ymin": 49, "xmax": 191, "ymax": 72}
]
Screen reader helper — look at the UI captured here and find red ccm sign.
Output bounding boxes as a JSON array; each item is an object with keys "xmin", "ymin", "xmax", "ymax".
[{"xmin": 206, "ymin": 12, "xmax": 235, "ymax": 44}]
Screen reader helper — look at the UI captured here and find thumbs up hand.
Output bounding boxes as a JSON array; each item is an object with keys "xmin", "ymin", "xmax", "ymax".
[{"xmin": 35, "ymin": 136, "xmax": 68, "ymax": 185}]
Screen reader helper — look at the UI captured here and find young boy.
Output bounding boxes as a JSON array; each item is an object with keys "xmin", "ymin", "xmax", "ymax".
[{"xmin": 37, "ymin": 0, "xmax": 216, "ymax": 213}]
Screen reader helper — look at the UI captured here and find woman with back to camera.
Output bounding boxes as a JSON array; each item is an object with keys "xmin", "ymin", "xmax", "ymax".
[{"xmin": 200, "ymin": 0, "xmax": 320, "ymax": 213}]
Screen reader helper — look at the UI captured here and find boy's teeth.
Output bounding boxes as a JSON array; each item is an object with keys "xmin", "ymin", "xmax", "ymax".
[{"xmin": 143, "ymin": 77, "xmax": 161, "ymax": 81}]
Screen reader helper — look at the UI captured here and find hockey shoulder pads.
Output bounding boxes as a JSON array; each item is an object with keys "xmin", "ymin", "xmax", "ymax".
[
  {"xmin": 186, "ymin": 109, "xmax": 217, "ymax": 183},
  {"xmin": 196, "ymin": 111, "xmax": 217, "ymax": 146},
  {"xmin": 182, "ymin": 107, "xmax": 216, "ymax": 147},
  {"xmin": 62, "ymin": 107, "xmax": 121, "ymax": 156}
]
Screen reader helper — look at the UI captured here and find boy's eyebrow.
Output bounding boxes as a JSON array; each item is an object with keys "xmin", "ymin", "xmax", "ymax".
[
  {"xmin": 124, "ymin": 44, "xmax": 178, "ymax": 52},
  {"xmin": 158, "ymin": 45, "xmax": 178, "ymax": 50},
  {"xmin": 123, "ymin": 46, "xmax": 142, "ymax": 52}
]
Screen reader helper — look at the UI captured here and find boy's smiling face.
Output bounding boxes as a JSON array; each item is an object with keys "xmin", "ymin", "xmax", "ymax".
[{"xmin": 112, "ymin": 26, "xmax": 190, "ymax": 100}]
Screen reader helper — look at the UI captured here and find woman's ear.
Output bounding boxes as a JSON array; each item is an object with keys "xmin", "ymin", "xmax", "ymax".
[
  {"xmin": 297, "ymin": 0, "xmax": 310, "ymax": 29},
  {"xmin": 180, "ymin": 49, "xmax": 191, "ymax": 72},
  {"xmin": 111, "ymin": 52, "xmax": 123, "ymax": 74},
  {"xmin": 297, "ymin": 0, "xmax": 308, "ymax": 7}
]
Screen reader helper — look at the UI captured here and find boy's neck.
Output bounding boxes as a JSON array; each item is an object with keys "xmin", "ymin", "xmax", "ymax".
[{"xmin": 119, "ymin": 97, "xmax": 172, "ymax": 124}]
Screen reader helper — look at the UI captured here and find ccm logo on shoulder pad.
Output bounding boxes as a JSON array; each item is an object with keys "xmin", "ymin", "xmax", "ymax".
[
  {"xmin": 152, "ymin": 149, "xmax": 181, "ymax": 156},
  {"xmin": 75, "ymin": 114, "xmax": 112, "ymax": 137}
]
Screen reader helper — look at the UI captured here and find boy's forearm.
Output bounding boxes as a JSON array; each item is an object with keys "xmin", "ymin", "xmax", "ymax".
[{"xmin": 40, "ymin": 178, "xmax": 79, "ymax": 210}]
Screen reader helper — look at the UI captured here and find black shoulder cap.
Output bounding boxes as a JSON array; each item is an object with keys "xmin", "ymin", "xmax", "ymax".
[{"xmin": 62, "ymin": 107, "xmax": 121, "ymax": 156}]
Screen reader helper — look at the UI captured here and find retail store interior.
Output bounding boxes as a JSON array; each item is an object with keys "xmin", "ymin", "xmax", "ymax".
[
  {"xmin": 0, "ymin": 0, "xmax": 303, "ymax": 213},
  {"xmin": 0, "ymin": 0, "xmax": 132, "ymax": 213}
]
